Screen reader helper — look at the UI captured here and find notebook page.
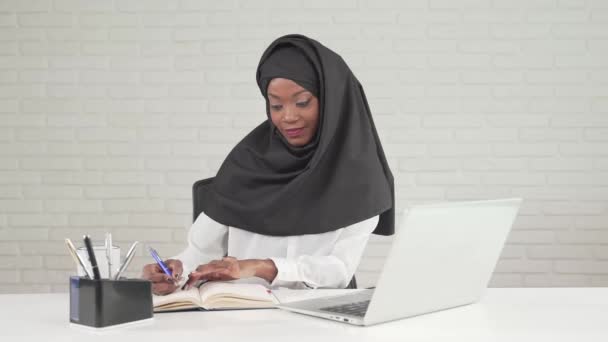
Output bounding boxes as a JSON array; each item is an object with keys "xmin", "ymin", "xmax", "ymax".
[
  {"xmin": 199, "ymin": 281, "xmax": 273, "ymax": 304},
  {"xmin": 152, "ymin": 287, "xmax": 202, "ymax": 308}
]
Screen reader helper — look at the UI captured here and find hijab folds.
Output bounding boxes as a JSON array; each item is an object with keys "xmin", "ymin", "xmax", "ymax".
[{"xmin": 197, "ymin": 33, "xmax": 395, "ymax": 236}]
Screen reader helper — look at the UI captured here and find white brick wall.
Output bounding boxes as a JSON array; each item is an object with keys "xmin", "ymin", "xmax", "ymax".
[{"xmin": 0, "ymin": 0, "xmax": 607, "ymax": 293}]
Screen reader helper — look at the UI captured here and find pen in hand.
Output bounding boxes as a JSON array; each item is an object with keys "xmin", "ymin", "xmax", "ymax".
[{"xmin": 148, "ymin": 247, "xmax": 178, "ymax": 285}]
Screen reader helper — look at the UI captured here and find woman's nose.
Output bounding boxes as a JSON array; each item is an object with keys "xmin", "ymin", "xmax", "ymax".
[{"xmin": 282, "ymin": 107, "xmax": 299, "ymax": 122}]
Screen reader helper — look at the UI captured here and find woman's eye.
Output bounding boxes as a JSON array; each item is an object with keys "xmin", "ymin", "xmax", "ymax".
[{"xmin": 270, "ymin": 101, "xmax": 308, "ymax": 110}]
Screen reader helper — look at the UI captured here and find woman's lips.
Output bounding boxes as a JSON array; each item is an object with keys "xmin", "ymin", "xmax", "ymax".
[{"xmin": 284, "ymin": 128, "xmax": 304, "ymax": 137}]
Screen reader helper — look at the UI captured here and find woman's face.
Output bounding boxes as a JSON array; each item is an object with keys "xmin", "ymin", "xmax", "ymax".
[{"xmin": 267, "ymin": 78, "xmax": 319, "ymax": 147}]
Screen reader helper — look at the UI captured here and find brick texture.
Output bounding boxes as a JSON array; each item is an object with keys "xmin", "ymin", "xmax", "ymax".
[{"xmin": 1, "ymin": 0, "xmax": 607, "ymax": 292}]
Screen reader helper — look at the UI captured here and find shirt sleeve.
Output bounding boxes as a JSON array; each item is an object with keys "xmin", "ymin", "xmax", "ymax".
[
  {"xmin": 268, "ymin": 215, "xmax": 379, "ymax": 289},
  {"xmin": 171, "ymin": 211, "xmax": 228, "ymax": 277}
]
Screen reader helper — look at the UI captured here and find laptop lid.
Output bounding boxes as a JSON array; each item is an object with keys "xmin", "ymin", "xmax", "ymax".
[{"xmin": 363, "ymin": 198, "xmax": 522, "ymax": 325}]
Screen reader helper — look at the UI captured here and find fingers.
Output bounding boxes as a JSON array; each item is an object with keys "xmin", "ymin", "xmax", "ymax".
[
  {"xmin": 183, "ymin": 269, "xmax": 229, "ymax": 290},
  {"xmin": 141, "ymin": 263, "xmax": 162, "ymax": 280},
  {"xmin": 194, "ymin": 263, "xmax": 232, "ymax": 276},
  {"xmin": 203, "ymin": 259, "xmax": 233, "ymax": 271},
  {"xmin": 152, "ymin": 281, "xmax": 178, "ymax": 295},
  {"xmin": 195, "ymin": 263, "xmax": 216, "ymax": 274},
  {"xmin": 206, "ymin": 270, "xmax": 233, "ymax": 280},
  {"xmin": 144, "ymin": 266, "xmax": 179, "ymax": 295},
  {"xmin": 184, "ymin": 269, "xmax": 234, "ymax": 289},
  {"xmin": 142, "ymin": 262, "xmax": 177, "ymax": 283},
  {"xmin": 147, "ymin": 272, "xmax": 175, "ymax": 283},
  {"xmin": 182, "ymin": 258, "xmax": 240, "ymax": 290},
  {"xmin": 166, "ymin": 259, "xmax": 183, "ymax": 279},
  {"xmin": 183, "ymin": 271, "xmax": 204, "ymax": 290}
]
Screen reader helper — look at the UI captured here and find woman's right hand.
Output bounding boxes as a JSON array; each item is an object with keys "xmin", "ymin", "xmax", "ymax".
[{"xmin": 141, "ymin": 259, "xmax": 183, "ymax": 295}]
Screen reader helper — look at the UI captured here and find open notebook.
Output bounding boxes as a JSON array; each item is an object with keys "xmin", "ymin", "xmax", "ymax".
[{"xmin": 153, "ymin": 281, "xmax": 277, "ymax": 312}]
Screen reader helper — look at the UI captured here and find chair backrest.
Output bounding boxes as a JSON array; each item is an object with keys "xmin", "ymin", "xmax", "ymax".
[
  {"xmin": 192, "ymin": 177, "xmax": 214, "ymax": 223},
  {"xmin": 191, "ymin": 178, "xmax": 357, "ymax": 289}
]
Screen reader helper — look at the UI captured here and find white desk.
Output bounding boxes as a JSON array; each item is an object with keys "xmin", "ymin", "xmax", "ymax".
[{"xmin": 2, "ymin": 288, "xmax": 607, "ymax": 341}]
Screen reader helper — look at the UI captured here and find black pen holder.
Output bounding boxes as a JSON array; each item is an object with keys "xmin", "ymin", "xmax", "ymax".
[{"xmin": 69, "ymin": 276, "xmax": 153, "ymax": 328}]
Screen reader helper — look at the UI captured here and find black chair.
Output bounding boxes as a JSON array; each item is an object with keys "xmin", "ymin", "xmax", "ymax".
[{"xmin": 192, "ymin": 178, "xmax": 357, "ymax": 289}]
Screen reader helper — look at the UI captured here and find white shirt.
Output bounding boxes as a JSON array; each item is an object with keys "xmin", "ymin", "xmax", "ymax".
[{"xmin": 172, "ymin": 211, "xmax": 379, "ymax": 289}]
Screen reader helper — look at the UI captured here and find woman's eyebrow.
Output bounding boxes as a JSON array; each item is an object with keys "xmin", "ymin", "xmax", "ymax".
[{"xmin": 268, "ymin": 89, "xmax": 309, "ymax": 99}]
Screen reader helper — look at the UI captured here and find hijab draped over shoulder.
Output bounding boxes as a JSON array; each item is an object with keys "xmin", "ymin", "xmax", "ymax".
[{"xmin": 197, "ymin": 33, "xmax": 395, "ymax": 236}]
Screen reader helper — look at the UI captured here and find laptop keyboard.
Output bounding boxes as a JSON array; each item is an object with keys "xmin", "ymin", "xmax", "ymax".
[{"xmin": 319, "ymin": 300, "xmax": 370, "ymax": 317}]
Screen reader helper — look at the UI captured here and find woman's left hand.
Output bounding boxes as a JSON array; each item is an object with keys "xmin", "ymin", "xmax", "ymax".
[
  {"xmin": 184, "ymin": 256, "xmax": 278, "ymax": 290},
  {"xmin": 184, "ymin": 256, "xmax": 248, "ymax": 290}
]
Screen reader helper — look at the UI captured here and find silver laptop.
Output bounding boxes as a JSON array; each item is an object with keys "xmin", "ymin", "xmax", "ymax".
[{"xmin": 277, "ymin": 198, "xmax": 522, "ymax": 326}]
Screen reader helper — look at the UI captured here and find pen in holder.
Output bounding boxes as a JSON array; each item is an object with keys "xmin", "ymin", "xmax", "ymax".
[
  {"xmin": 76, "ymin": 245, "xmax": 121, "ymax": 279},
  {"xmin": 69, "ymin": 276, "xmax": 153, "ymax": 328}
]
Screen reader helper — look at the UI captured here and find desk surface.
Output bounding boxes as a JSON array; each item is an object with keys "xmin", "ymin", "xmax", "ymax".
[{"xmin": 2, "ymin": 288, "xmax": 607, "ymax": 341}]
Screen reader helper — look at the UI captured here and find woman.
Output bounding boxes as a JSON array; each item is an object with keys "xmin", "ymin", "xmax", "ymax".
[{"xmin": 142, "ymin": 34, "xmax": 395, "ymax": 295}]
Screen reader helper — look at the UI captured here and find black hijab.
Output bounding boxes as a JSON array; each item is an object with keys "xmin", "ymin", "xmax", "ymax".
[{"xmin": 198, "ymin": 33, "xmax": 395, "ymax": 236}]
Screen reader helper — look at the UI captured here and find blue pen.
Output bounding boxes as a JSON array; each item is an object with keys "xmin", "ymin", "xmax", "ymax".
[{"xmin": 148, "ymin": 247, "xmax": 177, "ymax": 284}]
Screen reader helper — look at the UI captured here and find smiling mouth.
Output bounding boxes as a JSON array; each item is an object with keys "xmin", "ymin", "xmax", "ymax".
[{"xmin": 284, "ymin": 128, "xmax": 304, "ymax": 137}]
